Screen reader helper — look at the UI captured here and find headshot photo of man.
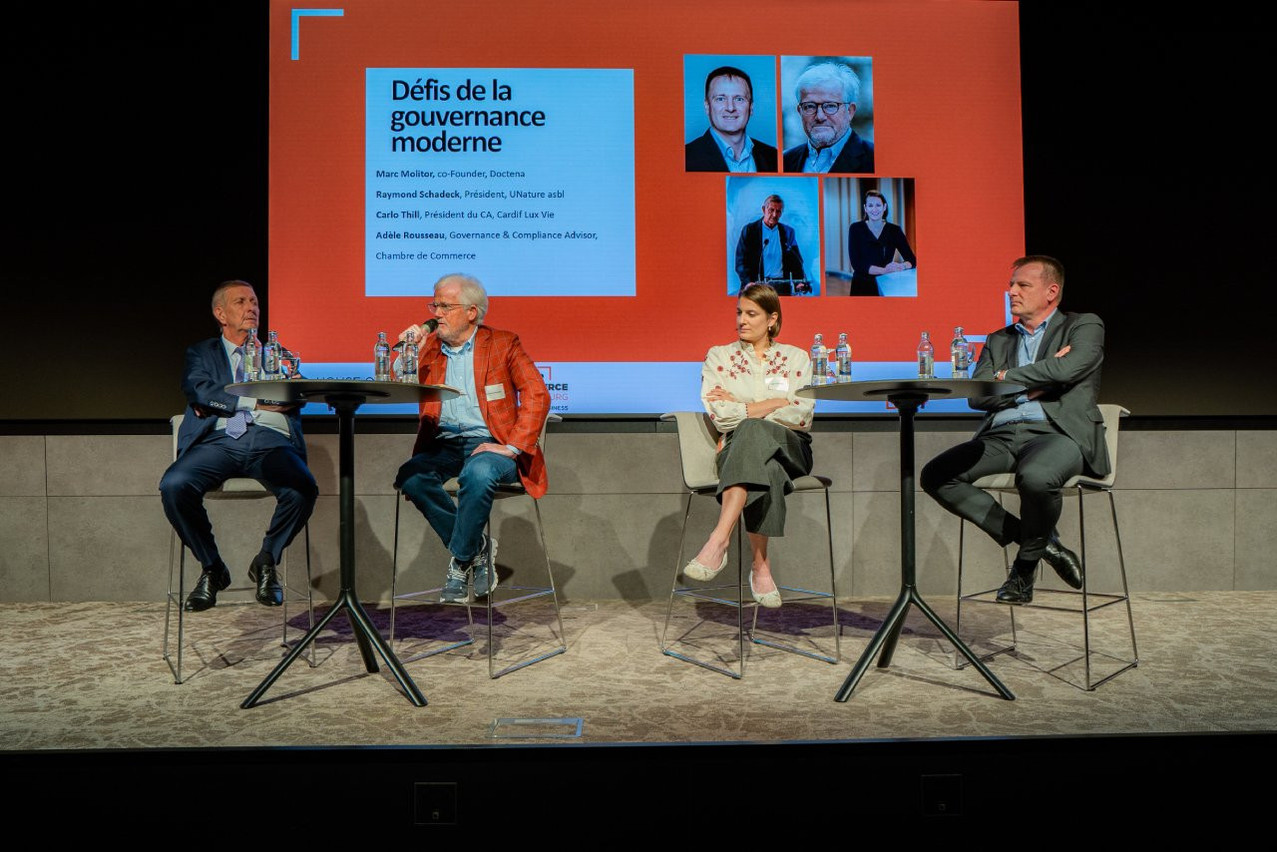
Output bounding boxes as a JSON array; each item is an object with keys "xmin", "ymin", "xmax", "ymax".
[
  {"xmin": 781, "ymin": 57, "xmax": 875, "ymax": 174},
  {"xmin": 684, "ymin": 56, "xmax": 778, "ymax": 173},
  {"xmin": 726, "ymin": 176, "xmax": 819, "ymax": 296}
]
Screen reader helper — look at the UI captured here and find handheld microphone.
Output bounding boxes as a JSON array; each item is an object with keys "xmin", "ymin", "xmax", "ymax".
[{"xmin": 390, "ymin": 318, "xmax": 439, "ymax": 351}]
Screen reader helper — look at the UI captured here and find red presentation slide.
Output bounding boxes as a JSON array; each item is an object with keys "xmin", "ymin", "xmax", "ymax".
[{"xmin": 269, "ymin": 0, "xmax": 1023, "ymax": 413}]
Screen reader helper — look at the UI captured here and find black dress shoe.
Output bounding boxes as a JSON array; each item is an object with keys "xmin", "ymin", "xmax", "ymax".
[
  {"xmin": 1043, "ymin": 537, "xmax": 1084, "ymax": 589},
  {"xmin": 185, "ymin": 564, "xmax": 232, "ymax": 612},
  {"xmin": 995, "ymin": 565, "xmax": 1037, "ymax": 604},
  {"xmin": 248, "ymin": 554, "xmax": 284, "ymax": 607}
]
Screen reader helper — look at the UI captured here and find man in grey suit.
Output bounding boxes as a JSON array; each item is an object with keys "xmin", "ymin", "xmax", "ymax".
[{"xmin": 921, "ymin": 256, "xmax": 1107, "ymax": 603}]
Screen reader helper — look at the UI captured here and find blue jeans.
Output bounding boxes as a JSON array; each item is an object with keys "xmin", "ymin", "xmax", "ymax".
[{"xmin": 396, "ymin": 436, "xmax": 519, "ymax": 563}]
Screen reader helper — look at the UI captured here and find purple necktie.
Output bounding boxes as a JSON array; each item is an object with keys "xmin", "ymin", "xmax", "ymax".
[{"xmin": 226, "ymin": 346, "xmax": 251, "ymax": 439}]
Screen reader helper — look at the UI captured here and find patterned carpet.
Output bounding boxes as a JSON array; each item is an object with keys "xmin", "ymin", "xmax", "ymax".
[{"xmin": 3, "ymin": 591, "xmax": 1274, "ymax": 751}]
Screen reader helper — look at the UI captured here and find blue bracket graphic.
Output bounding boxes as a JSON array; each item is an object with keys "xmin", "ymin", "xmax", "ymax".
[{"xmin": 291, "ymin": 8, "xmax": 344, "ymax": 60}]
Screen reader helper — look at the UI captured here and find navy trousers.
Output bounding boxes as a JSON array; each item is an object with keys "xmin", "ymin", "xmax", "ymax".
[{"xmin": 159, "ymin": 426, "xmax": 317, "ymax": 569}]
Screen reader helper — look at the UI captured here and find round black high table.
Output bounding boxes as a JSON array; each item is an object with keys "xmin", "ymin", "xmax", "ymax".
[
  {"xmin": 226, "ymin": 378, "xmax": 457, "ymax": 709},
  {"xmin": 797, "ymin": 378, "xmax": 1023, "ymax": 701}
]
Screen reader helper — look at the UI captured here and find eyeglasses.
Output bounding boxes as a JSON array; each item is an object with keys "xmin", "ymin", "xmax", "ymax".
[
  {"xmin": 710, "ymin": 95, "xmax": 750, "ymax": 107},
  {"xmin": 798, "ymin": 101, "xmax": 847, "ymax": 116},
  {"xmin": 428, "ymin": 302, "xmax": 470, "ymax": 314}
]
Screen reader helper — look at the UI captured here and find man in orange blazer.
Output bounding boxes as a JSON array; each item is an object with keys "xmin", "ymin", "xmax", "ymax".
[{"xmin": 394, "ymin": 273, "xmax": 550, "ymax": 603}]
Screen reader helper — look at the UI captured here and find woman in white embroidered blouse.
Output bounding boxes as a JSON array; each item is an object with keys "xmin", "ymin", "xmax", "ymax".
[{"xmin": 683, "ymin": 283, "xmax": 815, "ymax": 608}]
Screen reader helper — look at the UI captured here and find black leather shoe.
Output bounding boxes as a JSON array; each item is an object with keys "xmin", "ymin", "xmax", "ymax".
[
  {"xmin": 248, "ymin": 554, "xmax": 284, "ymax": 607},
  {"xmin": 184, "ymin": 564, "xmax": 232, "ymax": 612},
  {"xmin": 995, "ymin": 565, "xmax": 1037, "ymax": 604},
  {"xmin": 1043, "ymin": 537, "xmax": 1084, "ymax": 589}
]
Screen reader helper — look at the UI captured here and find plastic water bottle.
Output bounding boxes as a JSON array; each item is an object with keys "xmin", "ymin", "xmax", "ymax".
[
  {"xmin": 917, "ymin": 331, "xmax": 934, "ymax": 379},
  {"xmin": 244, "ymin": 328, "xmax": 260, "ymax": 381},
  {"xmin": 950, "ymin": 326, "xmax": 970, "ymax": 378},
  {"xmin": 835, "ymin": 332, "xmax": 852, "ymax": 383},
  {"xmin": 400, "ymin": 330, "xmax": 418, "ymax": 383},
  {"xmin": 374, "ymin": 332, "xmax": 392, "ymax": 381},
  {"xmin": 263, "ymin": 330, "xmax": 280, "ymax": 378},
  {"xmin": 810, "ymin": 333, "xmax": 829, "ymax": 384}
]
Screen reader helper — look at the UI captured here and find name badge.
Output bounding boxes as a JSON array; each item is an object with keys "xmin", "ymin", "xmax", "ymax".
[
  {"xmin": 765, "ymin": 376, "xmax": 790, "ymax": 393},
  {"xmin": 485, "ymin": 383, "xmax": 507, "ymax": 401}
]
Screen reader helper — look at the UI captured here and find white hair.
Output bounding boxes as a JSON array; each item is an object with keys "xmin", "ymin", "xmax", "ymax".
[
  {"xmin": 435, "ymin": 273, "xmax": 488, "ymax": 324},
  {"xmin": 795, "ymin": 62, "xmax": 861, "ymax": 104}
]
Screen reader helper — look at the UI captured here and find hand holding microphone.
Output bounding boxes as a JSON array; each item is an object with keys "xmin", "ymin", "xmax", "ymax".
[{"xmin": 392, "ymin": 318, "xmax": 439, "ymax": 351}]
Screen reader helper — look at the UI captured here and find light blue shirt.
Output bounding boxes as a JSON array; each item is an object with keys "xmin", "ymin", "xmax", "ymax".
[
  {"xmin": 801, "ymin": 127, "xmax": 852, "ymax": 173},
  {"xmin": 216, "ymin": 336, "xmax": 290, "ymax": 438},
  {"xmin": 761, "ymin": 223, "xmax": 783, "ymax": 278},
  {"xmin": 991, "ymin": 310, "xmax": 1055, "ymax": 428},
  {"xmin": 438, "ymin": 329, "xmax": 490, "ymax": 439},
  {"xmin": 709, "ymin": 128, "xmax": 757, "ymax": 173}
]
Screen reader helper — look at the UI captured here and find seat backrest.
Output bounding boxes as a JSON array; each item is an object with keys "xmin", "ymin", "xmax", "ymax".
[
  {"xmin": 539, "ymin": 412, "xmax": 560, "ymax": 449},
  {"xmin": 661, "ymin": 411, "xmax": 721, "ymax": 491},
  {"xmin": 170, "ymin": 414, "xmax": 183, "ymax": 461},
  {"xmin": 1090, "ymin": 403, "xmax": 1130, "ymax": 488}
]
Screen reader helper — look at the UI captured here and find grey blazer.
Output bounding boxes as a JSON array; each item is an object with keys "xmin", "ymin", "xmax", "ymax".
[{"xmin": 968, "ymin": 311, "xmax": 1110, "ymax": 477}]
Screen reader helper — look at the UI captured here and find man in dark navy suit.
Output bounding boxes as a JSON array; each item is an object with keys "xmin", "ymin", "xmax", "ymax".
[
  {"xmin": 159, "ymin": 280, "xmax": 317, "ymax": 612},
  {"xmin": 733, "ymin": 194, "xmax": 807, "ymax": 294}
]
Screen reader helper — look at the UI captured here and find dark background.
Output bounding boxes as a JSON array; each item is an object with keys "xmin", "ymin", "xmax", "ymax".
[{"xmin": 6, "ymin": 2, "xmax": 1270, "ymax": 421}]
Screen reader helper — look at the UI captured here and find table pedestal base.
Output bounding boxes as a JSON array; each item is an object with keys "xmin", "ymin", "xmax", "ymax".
[
  {"xmin": 835, "ymin": 583, "xmax": 1013, "ymax": 701},
  {"xmin": 242, "ymin": 588, "xmax": 425, "ymax": 708},
  {"xmin": 833, "ymin": 391, "xmax": 1015, "ymax": 702},
  {"xmin": 239, "ymin": 390, "xmax": 429, "ymax": 708}
]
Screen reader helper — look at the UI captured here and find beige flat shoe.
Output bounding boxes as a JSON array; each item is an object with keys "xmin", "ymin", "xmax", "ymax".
[
  {"xmin": 750, "ymin": 573, "xmax": 782, "ymax": 608},
  {"xmin": 684, "ymin": 550, "xmax": 729, "ymax": 581}
]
